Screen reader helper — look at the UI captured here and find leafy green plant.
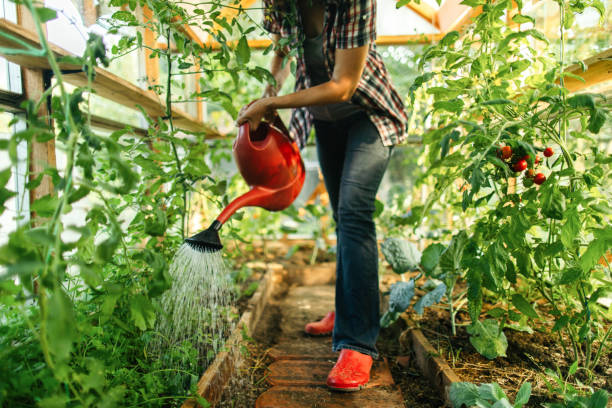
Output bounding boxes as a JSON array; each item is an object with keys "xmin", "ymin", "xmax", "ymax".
[
  {"xmin": 399, "ymin": 0, "xmax": 611, "ymax": 375},
  {"xmin": 542, "ymin": 362, "xmax": 610, "ymax": 408},
  {"xmin": 0, "ymin": 0, "xmax": 278, "ymax": 406},
  {"xmin": 450, "ymin": 381, "xmax": 532, "ymax": 408}
]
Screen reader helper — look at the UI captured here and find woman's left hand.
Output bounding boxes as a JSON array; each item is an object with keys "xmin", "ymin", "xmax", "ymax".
[{"xmin": 236, "ymin": 98, "xmax": 274, "ymax": 130}]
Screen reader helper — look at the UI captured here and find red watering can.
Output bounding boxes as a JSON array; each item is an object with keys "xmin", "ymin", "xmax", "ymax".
[{"xmin": 185, "ymin": 114, "xmax": 305, "ymax": 252}]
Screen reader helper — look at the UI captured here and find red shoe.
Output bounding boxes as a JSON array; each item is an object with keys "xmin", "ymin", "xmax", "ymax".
[
  {"xmin": 326, "ymin": 349, "xmax": 373, "ymax": 391},
  {"xmin": 304, "ymin": 311, "xmax": 335, "ymax": 336}
]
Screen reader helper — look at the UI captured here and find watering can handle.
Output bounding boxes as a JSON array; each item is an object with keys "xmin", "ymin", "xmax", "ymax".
[{"xmin": 269, "ymin": 111, "xmax": 291, "ymax": 141}]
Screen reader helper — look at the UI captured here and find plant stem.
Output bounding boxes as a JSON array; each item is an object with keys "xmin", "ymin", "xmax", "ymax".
[{"xmin": 448, "ymin": 279, "xmax": 456, "ymax": 336}]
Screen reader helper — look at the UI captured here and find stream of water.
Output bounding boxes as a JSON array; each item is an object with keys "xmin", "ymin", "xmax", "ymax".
[{"xmin": 153, "ymin": 243, "xmax": 236, "ymax": 369}]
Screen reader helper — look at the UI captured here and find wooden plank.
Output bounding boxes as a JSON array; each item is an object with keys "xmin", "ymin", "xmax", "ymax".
[
  {"xmin": 182, "ymin": 266, "xmax": 276, "ymax": 408},
  {"xmin": 562, "ymin": 48, "xmax": 612, "ymax": 93},
  {"xmin": 0, "ymin": 18, "xmax": 223, "ymax": 136},
  {"xmin": 16, "ymin": 6, "xmax": 56, "ymax": 212},
  {"xmin": 410, "ymin": 329, "xmax": 462, "ymax": 407}
]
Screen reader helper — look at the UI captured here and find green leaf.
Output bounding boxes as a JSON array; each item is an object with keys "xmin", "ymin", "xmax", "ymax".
[
  {"xmin": 236, "ymin": 36, "xmax": 251, "ymax": 65},
  {"xmin": 381, "ymin": 238, "xmax": 422, "ymax": 274},
  {"xmin": 387, "ymin": 280, "xmax": 416, "ymax": 314},
  {"xmin": 560, "ymin": 209, "xmax": 580, "ymax": 248},
  {"xmin": 31, "ymin": 194, "xmax": 58, "ymax": 218},
  {"xmin": 68, "ymin": 186, "xmax": 90, "ymax": 204},
  {"xmin": 414, "ymin": 282, "xmax": 446, "ymax": 314},
  {"xmin": 421, "ymin": 243, "xmax": 446, "ymax": 275},
  {"xmin": 434, "ymin": 99, "xmax": 464, "ymax": 113},
  {"xmin": 559, "ymin": 266, "xmax": 583, "ymax": 285},
  {"xmin": 439, "ymin": 231, "xmax": 469, "ymax": 276},
  {"xmin": 38, "ymin": 394, "xmax": 68, "ymax": 408},
  {"xmin": 467, "ymin": 319, "xmax": 508, "ymax": 359},
  {"xmin": 511, "ymin": 294, "xmax": 538, "ymax": 319},
  {"xmin": 111, "ymin": 10, "xmax": 136, "ymax": 23},
  {"xmin": 35, "ymin": 7, "xmax": 58, "ymax": 22},
  {"xmin": 541, "ymin": 186, "xmax": 566, "ymax": 220},
  {"xmin": 514, "ymin": 382, "xmax": 532, "ymax": 407},
  {"xmin": 492, "ymin": 399, "xmax": 513, "ymax": 408},
  {"xmin": 512, "ymin": 14, "xmax": 535, "ymax": 24},
  {"xmin": 130, "ymin": 295, "xmax": 155, "ymax": 331},
  {"xmin": 373, "ymin": 199, "xmax": 385, "ymax": 218},
  {"xmin": 580, "ymin": 238, "xmax": 607, "ymax": 272},
  {"xmin": 79, "ymin": 263, "xmax": 102, "ymax": 288},
  {"xmin": 95, "ymin": 226, "xmax": 120, "ymax": 263},
  {"xmin": 440, "ymin": 31, "xmax": 460, "ymax": 47},
  {"xmin": 467, "ymin": 267, "xmax": 482, "ymax": 322},
  {"xmin": 567, "ymin": 94, "xmax": 596, "ymax": 110},
  {"xmin": 587, "ymin": 390, "xmax": 609, "ymax": 408},
  {"xmin": 552, "ymin": 315, "xmax": 569, "ymax": 332},
  {"xmin": 46, "ymin": 288, "xmax": 77, "ymax": 365},
  {"xmin": 449, "ymin": 382, "xmax": 479, "ymax": 408},
  {"xmin": 479, "ymin": 382, "xmax": 507, "ymax": 401},
  {"xmin": 588, "ymin": 109, "xmax": 607, "ymax": 134},
  {"xmin": 144, "ymin": 206, "xmax": 167, "ymax": 237}
]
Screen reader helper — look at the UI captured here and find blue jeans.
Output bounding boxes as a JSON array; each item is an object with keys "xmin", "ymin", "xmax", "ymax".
[{"xmin": 314, "ymin": 112, "xmax": 393, "ymax": 359}]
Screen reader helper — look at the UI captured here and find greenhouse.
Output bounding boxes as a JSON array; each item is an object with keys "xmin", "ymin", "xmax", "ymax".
[{"xmin": 0, "ymin": 0, "xmax": 610, "ymax": 406}]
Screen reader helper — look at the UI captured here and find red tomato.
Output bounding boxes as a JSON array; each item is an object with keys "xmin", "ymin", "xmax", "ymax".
[
  {"xmin": 526, "ymin": 168, "xmax": 535, "ymax": 178},
  {"xmin": 534, "ymin": 173, "xmax": 546, "ymax": 185},
  {"xmin": 513, "ymin": 159, "xmax": 528, "ymax": 172},
  {"xmin": 543, "ymin": 147, "xmax": 554, "ymax": 157},
  {"xmin": 500, "ymin": 146, "xmax": 512, "ymax": 160}
]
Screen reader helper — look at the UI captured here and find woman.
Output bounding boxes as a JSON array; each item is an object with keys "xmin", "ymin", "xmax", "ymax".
[{"xmin": 236, "ymin": 0, "xmax": 409, "ymax": 391}]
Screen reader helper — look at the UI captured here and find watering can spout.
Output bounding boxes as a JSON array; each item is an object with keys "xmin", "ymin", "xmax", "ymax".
[
  {"xmin": 185, "ymin": 115, "xmax": 305, "ymax": 253},
  {"xmin": 184, "ymin": 220, "xmax": 223, "ymax": 252}
]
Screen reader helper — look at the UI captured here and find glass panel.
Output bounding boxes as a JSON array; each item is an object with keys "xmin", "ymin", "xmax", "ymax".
[
  {"xmin": 0, "ymin": 112, "xmax": 29, "ymax": 246},
  {"xmin": 0, "ymin": 0, "xmax": 22, "ymax": 94}
]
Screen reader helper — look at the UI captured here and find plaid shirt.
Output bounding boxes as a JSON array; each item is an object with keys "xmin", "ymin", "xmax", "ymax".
[{"xmin": 263, "ymin": 0, "xmax": 409, "ymax": 149}]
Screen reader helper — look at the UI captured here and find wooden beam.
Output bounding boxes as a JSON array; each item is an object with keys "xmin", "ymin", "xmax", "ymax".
[
  {"xmin": 206, "ymin": 34, "xmax": 444, "ymax": 50},
  {"xmin": 89, "ymin": 114, "xmax": 148, "ymax": 137},
  {"xmin": 0, "ymin": 89, "xmax": 24, "ymax": 112},
  {"xmin": 0, "ymin": 18, "xmax": 223, "ymax": 136},
  {"xmin": 562, "ymin": 48, "xmax": 612, "ymax": 93},
  {"xmin": 403, "ymin": 1, "xmax": 438, "ymax": 28},
  {"xmin": 437, "ymin": 0, "xmax": 477, "ymax": 33}
]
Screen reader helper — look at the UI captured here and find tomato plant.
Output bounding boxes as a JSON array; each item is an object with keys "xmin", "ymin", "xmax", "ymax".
[{"xmin": 384, "ymin": 0, "xmax": 612, "ymax": 389}]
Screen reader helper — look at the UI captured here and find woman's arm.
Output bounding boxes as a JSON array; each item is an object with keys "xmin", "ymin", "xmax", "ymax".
[{"xmin": 237, "ymin": 44, "xmax": 370, "ymax": 129}]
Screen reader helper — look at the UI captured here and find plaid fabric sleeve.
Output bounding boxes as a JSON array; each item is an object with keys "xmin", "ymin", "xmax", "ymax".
[
  {"xmin": 262, "ymin": 0, "xmax": 282, "ymax": 34},
  {"xmin": 336, "ymin": 0, "xmax": 377, "ymax": 49}
]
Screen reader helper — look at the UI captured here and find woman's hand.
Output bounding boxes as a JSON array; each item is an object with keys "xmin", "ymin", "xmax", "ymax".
[{"xmin": 236, "ymin": 98, "xmax": 275, "ymax": 130}]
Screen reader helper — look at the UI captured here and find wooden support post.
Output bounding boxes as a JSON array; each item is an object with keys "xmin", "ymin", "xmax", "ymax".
[
  {"xmin": 17, "ymin": 5, "xmax": 56, "ymax": 213},
  {"xmin": 142, "ymin": 6, "xmax": 159, "ymax": 88},
  {"xmin": 82, "ymin": 0, "xmax": 98, "ymax": 26}
]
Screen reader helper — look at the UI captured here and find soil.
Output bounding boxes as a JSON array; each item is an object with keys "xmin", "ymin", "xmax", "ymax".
[{"xmin": 386, "ymin": 271, "xmax": 612, "ymax": 408}]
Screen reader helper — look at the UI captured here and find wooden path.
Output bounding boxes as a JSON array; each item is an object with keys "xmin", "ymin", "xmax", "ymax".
[{"xmin": 255, "ymin": 285, "xmax": 405, "ymax": 408}]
